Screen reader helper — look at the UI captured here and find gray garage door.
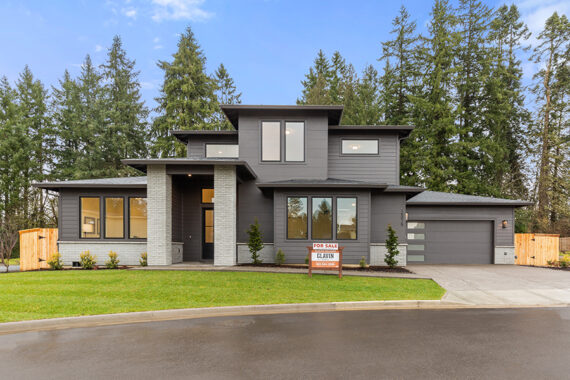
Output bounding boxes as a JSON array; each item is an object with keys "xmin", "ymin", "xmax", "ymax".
[{"xmin": 407, "ymin": 220, "xmax": 493, "ymax": 264}]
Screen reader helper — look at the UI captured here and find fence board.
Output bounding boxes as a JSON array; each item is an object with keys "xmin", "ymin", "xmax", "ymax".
[
  {"xmin": 515, "ymin": 233, "xmax": 560, "ymax": 266},
  {"xmin": 561, "ymin": 237, "xmax": 570, "ymax": 253},
  {"xmin": 19, "ymin": 228, "xmax": 58, "ymax": 271}
]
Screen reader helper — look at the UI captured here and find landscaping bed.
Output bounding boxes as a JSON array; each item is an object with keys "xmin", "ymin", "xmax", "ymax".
[
  {"xmin": 0, "ymin": 270, "xmax": 444, "ymax": 322},
  {"xmin": 238, "ymin": 263, "xmax": 412, "ymax": 274}
]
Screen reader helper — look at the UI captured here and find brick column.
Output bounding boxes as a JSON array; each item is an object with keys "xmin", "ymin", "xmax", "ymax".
[
  {"xmin": 214, "ymin": 165, "xmax": 237, "ymax": 266},
  {"xmin": 147, "ymin": 165, "xmax": 172, "ymax": 265}
]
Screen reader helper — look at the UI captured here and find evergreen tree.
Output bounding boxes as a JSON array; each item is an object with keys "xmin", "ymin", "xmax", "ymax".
[
  {"xmin": 247, "ymin": 218, "xmax": 264, "ymax": 265},
  {"xmin": 384, "ymin": 224, "xmax": 399, "ymax": 268},
  {"xmin": 100, "ymin": 36, "xmax": 149, "ymax": 176},
  {"xmin": 152, "ymin": 27, "xmax": 218, "ymax": 157},
  {"xmin": 298, "ymin": 49, "xmax": 332, "ymax": 105},
  {"xmin": 211, "ymin": 63, "xmax": 241, "ymax": 130},
  {"xmin": 352, "ymin": 65, "xmax": 382, "ymax": 125},
  {"xmin": 530, "ymin": 12, "xmax": 570, "ymax": 231}
]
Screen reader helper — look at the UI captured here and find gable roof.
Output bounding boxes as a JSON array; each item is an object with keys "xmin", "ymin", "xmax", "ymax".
[
  {"xmin": 407, "ymin": 191, "xmax": 533, "ymax": 206},
  {"xmin": 220, "ymin": 104, "xmax": 344, "ymax": 129},
  {"xmin": 34, "ymin": 176, "xmax": 147, "ymax": 190}
]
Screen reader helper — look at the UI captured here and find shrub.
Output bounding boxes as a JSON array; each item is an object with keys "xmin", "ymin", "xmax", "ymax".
[
  {"xmin": 79, "ymin": 250, "xmax": 97, "ymax": 270},
  {"xmin": 560, "ymin": 260, "xmax": 569, "ymax": 268},
  {"xmin": 140, "ymin": 252, "xmax": 148, "ymax": 267},
  {"xmin": 47, "ymin": 252, "xmax": 63, "ymax": 270},
  {"xmin": 105, "ymin": 251, "xmax": 120, "ymax": 269},
  {"xmin": 384, "ymin": 224, "xmax": 399, "ymax": 268},
  {"xmin": 246, "ymin": 218, "xmax": 264, "ymax": 265},
  {"xmin": 305, "ymin": 254, "xmax": 309, "ymax": 265},
  {"xmin": 546, "ymin": 259, "xmax": 557, "ymax": 267},
  {"xmin": 359, "ymin": 256, "xmax": 367, "ymax": 268},
  {"xmin": 275, "ymin": 249, "xmax": 285, "ymax": 266}
]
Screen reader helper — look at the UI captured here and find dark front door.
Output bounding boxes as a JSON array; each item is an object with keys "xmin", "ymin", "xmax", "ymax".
[{"xmin": 202, "ymin": 208, "xmax": 214, "ymax": 260}]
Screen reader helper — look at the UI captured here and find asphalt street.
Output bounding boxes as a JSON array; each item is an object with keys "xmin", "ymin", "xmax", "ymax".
[{"xmin": 2, "ymin": 307, "xmax": 569, "ymax": 379}]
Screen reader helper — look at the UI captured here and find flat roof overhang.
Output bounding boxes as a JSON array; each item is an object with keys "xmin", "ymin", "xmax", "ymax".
[
  {"xmin": 170, "ymin": 130, "xmax": 238, "ymax": 144},
  {"xmin": 328, "ymin": 125, "xmax": 415, "ymax": 137},
  {"xmin": 33, "ymin": 182, "xmax": 147, "ymax": 191},
  {"xmin": 220, "ymin": 104, "xmax": 344, "ymax": 129},
  {"xmin": 256, "ymin": 179, "xmax": 389, "ymax": 189},
  {"xmin": 121, "ymin": 158, "xmax": 257, "ymax": 181},
  {"xmin": 407, "ymin": 201, "xmax": 534, "ymax": 207}
]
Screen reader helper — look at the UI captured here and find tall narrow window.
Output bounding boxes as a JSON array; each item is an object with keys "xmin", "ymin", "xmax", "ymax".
[
  {"xmin": 287, "ymin": 197, "xmax": 308, "ymax": 239},
  {"xmin": 337, "ymin": 198, "xmax": 357, "ymax": 240},
  {"xmin": 202, "ymin": 189, "xmax": 214, "ymax": 203},
  {"xmin": 105, "ymin": 197, "xmax": 124, "ymax": 238},
  {"xmin": 129, "ymin": 197, "xmax": 147, "ymax": 239},
  {"xmin": 81, "ymin": 197, "xmax": 100, "ymax": 238},
  {"xmin": 261, "ymin": 121, "xmax": 281, "ymax": 161},
  {"xmin": 312, "ymin": 197, "xmax": 332, "ymax": 240},
  {"xmin": 285, "ymin": 122, "xmax": 304, "ymax": 161}
]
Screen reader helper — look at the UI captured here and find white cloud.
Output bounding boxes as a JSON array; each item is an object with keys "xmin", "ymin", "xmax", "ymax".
[
  {"xmin": 516, "ymin": 0, "xmax": 570, "ymax": 44},
  {"xmin": 153, "ymin": 37, "xmax": 163, "ymax": 49},
  {"xmin": 123, "ymin": 7, "xmax": 137, "ymax": 19},
  {"xmin": 153, "ymin": 37, "xmax": 160, "ymax": 43},
  {"xmin": 151, "ymin": 0, "xmax": 213, "ymax": 22},
  {"xmin": 94, "ymin": 44, "xmax": 104, "ymax": 52}
]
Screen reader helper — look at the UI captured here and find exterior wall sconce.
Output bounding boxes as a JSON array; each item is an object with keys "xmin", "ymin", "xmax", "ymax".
[
  {"xmin": 187, "ymin": 174, "xmax": 192, "ymax": 177},
  {"xmin": 502, "ymin": 220, "xmax": 508, "ymax": 229}
]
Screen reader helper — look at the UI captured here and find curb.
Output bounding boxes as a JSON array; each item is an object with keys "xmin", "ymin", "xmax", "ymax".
[{"xmin": 1, "ymin": 300, "xmax": 567, "ymax": 336}]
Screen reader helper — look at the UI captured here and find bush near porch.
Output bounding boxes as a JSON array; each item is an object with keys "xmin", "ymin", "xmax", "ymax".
[{"xmin": 0, "ymin": 271, "xmax": 444, "ymax": 322}]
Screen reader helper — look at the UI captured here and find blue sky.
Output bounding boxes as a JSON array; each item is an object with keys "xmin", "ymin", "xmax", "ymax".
[{"xmin": 0, "ymin": 0, "xmax": 567, "ymax": 109}]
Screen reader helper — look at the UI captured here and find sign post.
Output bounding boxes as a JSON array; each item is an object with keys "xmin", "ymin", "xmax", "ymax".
[{"xmin": 307, "ymin": 243, "xmax": 344, "ymax": 279}]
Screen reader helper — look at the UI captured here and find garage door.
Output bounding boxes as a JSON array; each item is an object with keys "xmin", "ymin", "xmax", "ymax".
[{"xmin": 407, "ymin": 220, "xmax": 493, "ymax": 264}]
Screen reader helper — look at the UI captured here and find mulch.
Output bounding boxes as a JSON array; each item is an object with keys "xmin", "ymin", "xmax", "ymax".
[{"xmin": 238, "ymin": 264, "xmax": 412, "ymax": 274}]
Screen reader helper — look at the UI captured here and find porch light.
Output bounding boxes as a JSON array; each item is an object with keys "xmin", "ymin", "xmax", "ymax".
[
  {"xmin": 502, "ymin": 220, "xmax": 508, "ymax": 228},
  {"xmin": 187, "ymin": 174, "xmax": 192, "ymax": 177}
]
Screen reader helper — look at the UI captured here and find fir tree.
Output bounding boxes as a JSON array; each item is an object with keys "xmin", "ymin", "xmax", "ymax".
[
  {"xmin": 298, "ymin": 49, "xmax": 332, "ymax": 105},
  {"xmin": 247, "ymin": 218, "xmax": 264, "ymax": 265},
  {"xmin": 152, "ymin": 27, "xmax": 218, "ymax": 157},
  {"xmin": 352, "ymin": 65, "xmax": 382, "ymax": 125},
  {"xmin": 384, "ymin": 224, "xmax": 399, "ymax": 268},
  {"xmin": 212, "ymin": 63, "xmax": 241, "ymax": 130}
]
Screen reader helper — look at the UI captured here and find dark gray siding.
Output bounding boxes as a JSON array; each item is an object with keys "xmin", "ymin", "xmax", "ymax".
[
  {"xmin": 171, "ymin": 178, "xmax": 183, "ymax": 243},
  {"xmin": 273, "ymin": 189, "xmax": 370, "ymax": 264},
  {"xmin": 187, "ymin": 135, "xmax": 238, "ymax": 158},
  {"xmin": 327, "ymin": 132, "xmax": 399, "ymax": 184},
  {"xmin": 237, "ymin": 180, "xmax": 274, "ymax": 243},
  {"xmin": 370, "ymin": 192, "xmax": 407, "ymax": 243},
  {"xmin": 406, "ymin": 205, "xmax": 515, "ymax": 246},
  {"xmin": 238, "ymin": 110, "xmax": 329, "ymax": 181},
  {"xmin": 59, "ymin": 188, "xmax": 147, "ymax": 241}
]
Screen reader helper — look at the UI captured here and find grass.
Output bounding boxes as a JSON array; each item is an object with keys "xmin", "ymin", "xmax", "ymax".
[{"xmin": 0, "ymin": 270, "xmax": 445, "ymax": 322}]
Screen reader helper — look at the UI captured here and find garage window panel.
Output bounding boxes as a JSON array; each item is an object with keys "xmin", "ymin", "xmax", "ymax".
[
  {"xmin": 408, "ymin": 244, "xmax": 425, "ymax": 251},
  {"xmin": 407, "ymin": 222, "xmax": 424, "ymax": 229},
  {"xmin": 407, "ymin": 233, "xmax": 425, "ymax": 240}
]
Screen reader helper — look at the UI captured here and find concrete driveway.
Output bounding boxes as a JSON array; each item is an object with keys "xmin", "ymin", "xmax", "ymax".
[{"xmin": 411, "ymin": 265, "xmax": 570, "ymax": 307}]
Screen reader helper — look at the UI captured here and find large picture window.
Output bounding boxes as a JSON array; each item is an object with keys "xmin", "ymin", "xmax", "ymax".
[
  {"xmin": 105, "ymin": 198, "xmax": 124, "ymax": 238},
  {"xmin": 285, "ymin": 122, "xmax": 304, "ymax": 162},
  {"xmin": 287, "ymin": 197, "xmax": 308, "ymax": 239},
  {"xmin": 129, "ymin": 197, "xmax": 147, "ymax": 239},
  {"xmin": 341, "ymin": 139, "xmax": 379, "ymax": 155},
  {"xmin": 81, "ymin": 197, "xmax": 100, "ymax": 238},
  {"xmin": 206, "ymin": 144, "xmax": 239, "ymax": 158},
  {"xmin": 312, "ymin": 197, "xmax": 332, "ymax": 240},
  {"xmin": 261, "ymin": 121, "xmax": 281, "ymax": 161},
  {"xmin": 336, "ymin": 198, "xmax": 357, "ymax": 240}
]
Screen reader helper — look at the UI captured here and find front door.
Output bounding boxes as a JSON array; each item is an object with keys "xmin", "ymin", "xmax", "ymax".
[{"xmin": 202, "ymin": 208, "xmax": 214, "ymax": 260}]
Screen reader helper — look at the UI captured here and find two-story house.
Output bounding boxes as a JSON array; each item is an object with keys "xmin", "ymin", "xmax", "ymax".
[{"xmin": 36, "ymin": 105, "xmax": 531, "ymax": 266}]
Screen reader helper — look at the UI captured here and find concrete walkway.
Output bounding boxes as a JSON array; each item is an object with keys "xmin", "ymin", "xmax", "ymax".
[
  {"xmin": 131, "ymin": 262, "xmax": 428, "ymax": 279},
  {"xmin": 411, "ymin": 265, "xmax": 570, "ymax": 307}
]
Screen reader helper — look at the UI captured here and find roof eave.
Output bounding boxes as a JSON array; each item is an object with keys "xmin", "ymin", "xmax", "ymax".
[{"xmin": 407, "ymin": 201, "xmax": 533, "ymax": 207}]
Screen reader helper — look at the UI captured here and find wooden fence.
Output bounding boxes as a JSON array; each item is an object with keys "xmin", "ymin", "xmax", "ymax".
[
  {"xmin": 515, "ymin": 233, "xmax": 560, "ymax": 266},
  {"xmin": 19, "ymin": 228, "xmax": 58, "ymax": 271},
  {"xmin": 561, "ymin": 237, "xmax": 570, "ymax": 253}
]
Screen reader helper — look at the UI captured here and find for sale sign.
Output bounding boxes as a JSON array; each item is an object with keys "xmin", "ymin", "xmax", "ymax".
[{"xmin": 308, "ymin": 243, "xmax": 344, "ymax": 278}]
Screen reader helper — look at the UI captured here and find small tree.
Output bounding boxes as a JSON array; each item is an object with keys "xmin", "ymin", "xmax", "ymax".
[
  {"xmin": 384, "ymin": 224, "xmax": 399, "ymax": 268},
  {"xmin": 275, "ymin": 249, "xmax": 285, "ymax": 266},
  {"xmin": 105, "ymin": 251, "xmax": 120, "ymax": 269},
  {"xmin": 246, "ymin": 218, "xmax": 264, "ymax": 265},
  {"xmin": 0, "ymin": 221, "xmax": 19, "ymax": 273}
]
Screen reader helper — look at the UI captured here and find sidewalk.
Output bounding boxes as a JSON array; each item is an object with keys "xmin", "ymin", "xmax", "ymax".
[{"xmin": 130, "ymin": 262, "xmax": 428, "ymax": 279}]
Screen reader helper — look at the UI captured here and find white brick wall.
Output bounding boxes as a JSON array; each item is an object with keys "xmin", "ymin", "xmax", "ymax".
[
  {"xmin": 58, "ymin": 241, "xmax": 147, "ymax": 266},
  {"xmin": 147, "ymin": 165, "xmax": 173, "ymax": 265},
  {"xmin": 214, "ymin": 165, "xmax": 237, "ymax": 266},
  {"xmin": 370, "ymin": 244, "xmax": 408, "ymax": 266},
  {"xmin": 237, "ymin": 243, "xmax": 275, "ymax": 264}
]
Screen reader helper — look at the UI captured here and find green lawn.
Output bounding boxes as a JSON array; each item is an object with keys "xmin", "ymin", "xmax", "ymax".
[{"xmin": 0, "ymin": 270, "xmax": 444, "ymax": 322}]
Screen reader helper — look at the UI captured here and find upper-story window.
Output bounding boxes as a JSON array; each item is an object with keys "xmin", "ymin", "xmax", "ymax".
[
  {"xmin": 261, "ymin": 121, "xmax": 281, "ymax": 161},
  {"xmin": 341, "ymin": 139, "xmax": 379, "ymax": 155},
  {"xmin": 285, "ymin": 122, "xmax": 304, "ymax": 162},
  {"xmin": 261, "ymin": 120, "xmax": 305, "ymax": 162},
  {"xmin": 206, "ymin": 144, "xmax": 239, "ymax": 158}
]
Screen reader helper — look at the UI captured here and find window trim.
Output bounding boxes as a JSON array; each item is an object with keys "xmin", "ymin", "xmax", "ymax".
[
  {"xmin": 104, "ymin": 196, "xmax": 125, "ymax": 239},
  {"xmin": 286, "ymin": 196, "xmax": 308, "ymax": 240},
  {"xmin": 205, "ymin": 143, "xmax": 239, "ymax": 159},
  {"xmin": 336, "ymin": 197, "xmax": 358, "ymax": 240},
  {"xmin": 284, "ymin": 120, "xmax": 306, "ymax": 162},
  {"xmin": 260, "ymin": 120, "xmax": 282, "ymax": 162},
  {"xmin": 340, "ymin": 138, "xmax": 380, "ymax": 156},
  {"xmin": 79, "ymin": 196, "xmax": 101, "ymax": 239},
  {"xmin": 311, "ymin": 196, "xmax": 334, "ymax": 241},
  {"xmin": 128, "ymin": 196, "xmax": 148, "ymax": 240}
]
